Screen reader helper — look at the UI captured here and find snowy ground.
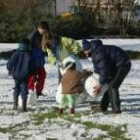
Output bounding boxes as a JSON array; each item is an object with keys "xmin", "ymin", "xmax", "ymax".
[
  {"xmin": 1, "ymin": 38, "xmax": 140, "ymax": 52},
  {"xmin": 0, "ymin": 40, "xmax": 140, "ymax": 140}
]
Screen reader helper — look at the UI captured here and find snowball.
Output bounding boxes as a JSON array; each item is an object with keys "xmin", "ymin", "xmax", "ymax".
[{"xmin": 84, "ymin": 73, "xmax": 108, "ymax": 98}]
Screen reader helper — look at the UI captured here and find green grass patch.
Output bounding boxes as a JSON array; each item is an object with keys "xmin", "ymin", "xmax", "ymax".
[
  {"xmin": 31, "ymin": 110, "xmax": 57, "ymax": 125},
  {"xmin": 93, "ymin": 135, "xmax": 108, "ymax": 140},
  {"xmin": 31, "ymin": 110, "xmax": 130, "ymax": 139},
  {"xmin": 0, "ymin": 123, "xmax": 25, "ymax": 134},
  {"xmin": 62, "ymin": 113, "xmax": 81, "ymax": 124},
  {"xmin": 0, "ymin": 126, "xmax": 13, "ymax": 133},
  {"xmin": 82, "ymin": 122, "xmax": 130, "ymax": 140}
]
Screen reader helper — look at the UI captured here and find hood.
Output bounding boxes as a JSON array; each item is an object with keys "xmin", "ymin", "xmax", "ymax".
[{"xmin": 90, "ymin": 39, "xmax": 103, "ymax": 51}]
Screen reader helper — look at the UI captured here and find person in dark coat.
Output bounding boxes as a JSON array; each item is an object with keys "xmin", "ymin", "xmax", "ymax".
[
  {"xmin": 82, "ymin": 39, "xmax": 131, "ymax": 114},
  {"xmin": 7, "ymin": 38, "xmax": 36, "ymax": 112},
  {"xmin": 28, "ymin": 21, "xmax": 49, "ymax": 97}
]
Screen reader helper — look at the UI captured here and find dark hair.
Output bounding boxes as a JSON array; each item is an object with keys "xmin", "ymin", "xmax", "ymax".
[
  {"xmin": 38, "ymin": 21, "xmax": 49, "ymax": 31},
  {"xmin": 45, "ymin": 33, "xmax": 61, "ymax": 45}
]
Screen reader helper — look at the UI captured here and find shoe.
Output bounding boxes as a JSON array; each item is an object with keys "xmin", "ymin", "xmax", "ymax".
[
  {"xmin": 22, "ymin": 98, "xmax": 27, "ymax": 112},
  {"xmin": 69, "ymin": 108, "xmax": 75, "ymax": 116},
  {"xmin": 91, "ymin": 106, "xmax": 101, "ymax": 111},
  {"xmin": 36, "ymin": 92, "xmax": 45, "ymax": 98},
  {"xmin": 111, "ymin": 110, "xmax": 121, "ymax": 114},
  {"xmin": 57, "ymin": 109, "xmax": 63, "ymax": 117}
]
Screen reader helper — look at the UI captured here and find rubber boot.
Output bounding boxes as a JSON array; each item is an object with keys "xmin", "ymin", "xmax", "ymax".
[
  {"xmin": 13, "ymin": 94, "xmax": 19, "ymax": 110},
  {"xmin": 101, "ymin": 91, "xmax": 110, "ymax": 112},
  {"xmin": 108, "ymin": 88, "xmax": 121, "ymax": 113},
  {"xmin": 22, "ymin": 98, "xmax": 27, "ymax": 112}
]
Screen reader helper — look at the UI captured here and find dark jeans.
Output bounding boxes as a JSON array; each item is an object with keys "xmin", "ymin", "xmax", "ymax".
[
  {"xmin": 14, "ymin": 79, "xmax": 29, "ymax": 99},
  {"xmin": 101, "ymin": 61, "xmax": 131, "ymax": 112}
]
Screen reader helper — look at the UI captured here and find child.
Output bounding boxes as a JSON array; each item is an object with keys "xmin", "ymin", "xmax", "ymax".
[
  {"xmin": 7, "ymin": 38, "xmax": 36, "ymax": 111},
  {"xmin": 58, "ymin": 60, "xmax": 91, "ymax": 116},
  {"xmin": 28, "ymin": 21, "xmax": 49, "ymax": 97},
  {"xmin": 82, "ymin": 39, "xmax": 131, "ymax": 114}
]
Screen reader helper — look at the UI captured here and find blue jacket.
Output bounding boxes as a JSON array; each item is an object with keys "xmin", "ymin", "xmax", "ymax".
[
  {"xmin": 7, "ymin": 44, "xmax": 36, "ymax": 80},
  {"xmin": 91, "ymin": 40, "xmax": 130, "ymax": 85},
  {"xmin": 29, "ymin": 30, "xmax": 45, "ymax": 68}
]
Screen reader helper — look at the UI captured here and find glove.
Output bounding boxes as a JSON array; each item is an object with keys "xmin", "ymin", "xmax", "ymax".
[{"xmin": 83, "ymin": 70, "xmax": 93, "ymax": 77}]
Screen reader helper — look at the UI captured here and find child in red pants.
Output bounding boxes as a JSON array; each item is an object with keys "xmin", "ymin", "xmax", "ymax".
[
  {"xmin": 29, "ymin": 67, "xmax": 46, "ymax": 96},
  {"xmin": 28, "ymin": 21, "xmax": 49, "ymax": 97}
]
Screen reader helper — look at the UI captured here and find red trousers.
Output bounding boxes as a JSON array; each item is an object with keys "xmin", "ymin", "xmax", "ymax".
[{"xmin": 29, "ymin": 67, "xmax": 46, "ymax": 93}]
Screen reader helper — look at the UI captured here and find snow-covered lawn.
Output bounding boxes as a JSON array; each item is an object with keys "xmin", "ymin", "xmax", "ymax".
[{"xmin": 0, "ymin": 40, "xmax": 140, "ymax": 140}]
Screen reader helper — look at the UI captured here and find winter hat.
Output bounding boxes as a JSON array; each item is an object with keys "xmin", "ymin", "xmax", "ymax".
[
  {"xmin": 91, "ymin": 39, "xmax": 103, "ymax": 48},
  {"xmin": 62, "ymin": 56, "xmax": 76, "ymax": 70},
  {"xmin": 82, "ymin": 39, "xmax": 91, "ymax": 51},
  {"xmin": 64, "ymin": 61, "xmax": 76, "ymax": 70}
]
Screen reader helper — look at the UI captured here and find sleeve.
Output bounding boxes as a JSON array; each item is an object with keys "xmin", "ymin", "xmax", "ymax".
[
  {"xmin": 7, "ymin": 53, "xmax": 15, "ymax": 72},
  {"xmin": 7, "ymin": 59, "xmax": 13, "ymax": 72},
  {"xmin": 46, "ymin": 48, "xmax": 57, "ymax": 64},
  {"xmin": 82, "ymin": 70, "xmax": 93, "ymax": 78},
  {"xmin": 95, "ymin": 52, "xmax": 111, "ymax": 85},
  {"xmin": 62, "ymin": 37, "xmax": 82, "ymax": 54}
]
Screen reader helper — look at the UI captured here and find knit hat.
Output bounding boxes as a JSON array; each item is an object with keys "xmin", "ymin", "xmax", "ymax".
[
  {"xmin": 82, "ymin": 39, "xmax": 91, "ymax": 51},
  {"xmin": 91, "ymin": 39, "xmax": 103, "ymax": 48},
  {"xmin": 62, "ymin": 56, "xmax": 76, "ymax": 70},
  {"xmin": 64, "ymin": 61, "xmax": 76, "ymax": 70}
]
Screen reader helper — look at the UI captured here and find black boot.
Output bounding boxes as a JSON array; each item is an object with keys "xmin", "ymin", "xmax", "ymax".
[
  {"xmin": 108, "ymin": 88, "xmax": 121, "ymax": 113},
  {"xmin": 13, "ymin": 94, "xmax": 19, "ymax": 110},
  {"xmin": 22, "ymin": 98, "xmax": 27, "ymax": 112},
  {"xmin": 101, "ymin": 91, "xmax": 110, "ymax": 112}
]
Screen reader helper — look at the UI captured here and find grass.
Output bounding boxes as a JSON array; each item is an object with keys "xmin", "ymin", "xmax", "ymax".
[
  {"xmin": 0, "ymin": 126, "xmax": 13, "ymax": 133},
  {"xmin": 31, "ymin": 109, "xmax": 131, "ymax": 139},
  {"xmin": 82, "ymin": 122, "xmax": 131, "ymax": 140},
  {"xmin": 31, "ymin": 109, "xmax": 82, "ymax": 125},
  {"xmin": 0, "ymin": 123, "xmax": 25, "ymax": 134},
  {"xmin": 31, "ymin": 110, "xmax": 57, "ymax": 125}
]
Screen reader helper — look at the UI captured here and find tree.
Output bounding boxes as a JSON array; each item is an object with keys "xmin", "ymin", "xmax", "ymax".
[{"xmin": 111, "ymin": 0, "xmax": 137, "ymax": 36}]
